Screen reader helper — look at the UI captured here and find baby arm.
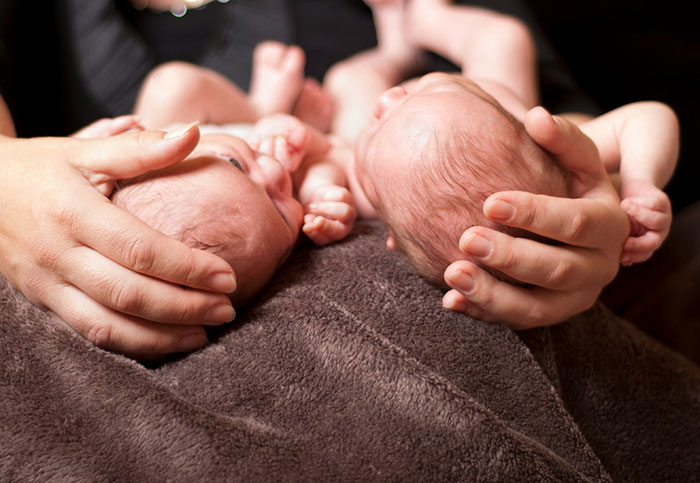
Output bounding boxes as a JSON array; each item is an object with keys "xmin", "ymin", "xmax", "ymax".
[
  {"xmin": 295, "ymin": 148, "xmax": 357, "ymax": 246},
  {"xmin": 580, "ymin": 102, "xmax": 679, "ymax": 265},
  {"xmin": 250, "ymin": 114, "xmax": 357, "ymax": 245}
]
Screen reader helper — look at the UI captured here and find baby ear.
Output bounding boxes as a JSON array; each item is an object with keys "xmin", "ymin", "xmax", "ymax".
[{"xmin": 386, "ymin": 234, "xmax": 397, "ymax": 251}]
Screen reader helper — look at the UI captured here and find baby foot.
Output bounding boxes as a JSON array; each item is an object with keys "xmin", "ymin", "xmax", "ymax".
[
  {"xmin": 292, "ymin": 79, "xmax": 335, "ymax": 133},
  {"xmin": 249, "ymin": 113, "xmax": 330, "ymax": 172},
  {"xmin": 249, "ymin": 41, "xmax": 306, "ymax": 118}
]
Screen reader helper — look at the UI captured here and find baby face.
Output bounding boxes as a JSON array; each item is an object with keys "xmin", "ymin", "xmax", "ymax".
[{"xmin": 114, "ymin": 133, "xmax": 303, "ymax": 306}]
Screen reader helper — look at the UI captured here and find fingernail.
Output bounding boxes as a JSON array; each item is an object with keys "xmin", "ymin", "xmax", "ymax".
[
  {"xmin": 208, "ymin": 271, "xmax": 237, "ymax": 293},
  {"xmin": 443, "ymin": 293, "xmax": 468, "ymax": 312},
  {"xmin": 485, "ymin": 199, "xmax": 514, "ymax": 221},
  {"xmin": 204, "ymin": 303, "xmax": 236, "ymax": 324},
  {"xmin": 446, "ymin": 270, "xmax": 474, "ymax": 292},
  {"xmin": 442, "ymin": 300, "xmax": 467, "ymax": 312},
  {"xmin": 462, "ymin": 234, "xmax": 491, "ymax": 258},
  {"xmin": 164, "ymin": 121, "xmax": 199, "ymax": 139},
  {"xmin": 176, "ymin": 333, "xmax": 208, "ymax": 352},
  {"xmin": 309, "ymin": 202, "xmax": 320, "ymax": 212}
]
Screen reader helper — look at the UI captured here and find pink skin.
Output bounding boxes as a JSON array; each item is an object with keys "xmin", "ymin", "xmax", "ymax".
[
  {"xmin": 356, "ymin": 73, "xmax": 629, "ymax": 328},
  {"xmin": 249, "ymin": 41, "xmax": 306, "ymax": 118},
  {"xmin": 292, "ymin": 78, "xmax": 336, "ymax": 134},
  {"xmin": 72, "ymin": 115, "xmax": 144, "ymax": 139},
  {"xmin": 250, "ymin": 114, "xmax": 357, "ymax": 246},
  {"xmin": 355, "ymin": 72, "xmax": 525, "ymax": 230},
  {"xmin": 620, "ymin": 178, "xmax": 672, "ymax": 265},
  {"xmin": 114, "ymin": 132, "xmax": 303, "ymax": 306}
]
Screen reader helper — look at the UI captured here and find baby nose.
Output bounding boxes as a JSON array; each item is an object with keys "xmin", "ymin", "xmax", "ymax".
[
  {"xmin": 256, "ymin": 154, "xmax": 293, "ymax": 196},
  {"xmin": 374, "ymin": 86, "xmax": 408, "ymax": 120}
]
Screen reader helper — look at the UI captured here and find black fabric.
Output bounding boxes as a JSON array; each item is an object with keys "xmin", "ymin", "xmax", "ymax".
[
  {"xmin": 0, "ymin": 0, "xmax": 63, "ymax": 136},
  {"xmin": 47, "ymin": 0, "xmax": 596, "ymax": 133}
]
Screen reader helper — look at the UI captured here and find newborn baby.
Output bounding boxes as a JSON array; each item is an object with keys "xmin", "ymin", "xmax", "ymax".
[
  {"xmin": 354, "ymin": 73, "xmax": 569, "ymax": 284},
  {"xmin": 112, "ymin": 130, "xmax": 303, "ymax": 307},
  {"xmin": 352, "ymin": 72, "xmax": 676, "ymax": 283}
]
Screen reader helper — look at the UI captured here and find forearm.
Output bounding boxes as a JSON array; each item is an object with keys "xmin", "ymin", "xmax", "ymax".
[
  {"xmin": 295, "ymin": 158, "xmax": 347, "ymax": 205},
  {"xmin": 580, "ymin": 101, "xmax": 679, "ymax": 189}
]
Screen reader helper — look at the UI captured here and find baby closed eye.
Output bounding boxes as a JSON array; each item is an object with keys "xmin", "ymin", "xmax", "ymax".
[{"xmin": 226, "ymin": 157, "xmax": 243, "ymax": 171}]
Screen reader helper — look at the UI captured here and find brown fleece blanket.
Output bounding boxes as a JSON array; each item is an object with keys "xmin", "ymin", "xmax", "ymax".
[{"xmin": 2, "ymin": 220, "xmax": 699, "ymax": 482}]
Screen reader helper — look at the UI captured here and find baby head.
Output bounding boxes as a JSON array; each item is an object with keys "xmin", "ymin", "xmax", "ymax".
[
  {"xmin": 112, "ymin": 132, "xmax": 304, "ymax": 307},
  {"xmin": 355, "ymin": 73, "xmax": 570, "ymax": 285}
]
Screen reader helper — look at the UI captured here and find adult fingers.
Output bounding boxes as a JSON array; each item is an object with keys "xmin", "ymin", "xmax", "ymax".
[
  {"xmin": 73, "ymin": 122, "xmax": 200, "ymax": 182},
  {"xmin": 49, "ymin": 286, "xmax": 210, "ymax": 356},
  {"xmin": 456, "ymin": 226, "xmax": 610, "ymax": 291},
  {"xmin": 61, "ymin": 245, "xmax": 235, "ymax": 325},
  {"xmin": 443, "ymin": 260, "xmax": 597, "ymax": 329},
  {"xmin": 69, "ymin": 192, "xmax": 237, "ymax": 294},
  {"xmin": 483, "ymin": 191, "xmax": 629, "ymax": 250},
  {"xmin": 71, "ymin": 115, "xmax": 143, "ymax": 139},
  {"xmin": 524, "ymin": 106, "xmax": 609, "ymax": 193}
]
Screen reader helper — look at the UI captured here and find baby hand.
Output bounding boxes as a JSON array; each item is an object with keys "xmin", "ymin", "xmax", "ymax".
[
  {"xmin": 303, "ymin": 185, "xmax": 357, "ymax": 245},
  {"xmin": 619, "ymin": 178, "xmax": 672, "ymax": 266},
  {"xmin": 249, "ymin": 114, "xmax": 311, "ymax": 172}
]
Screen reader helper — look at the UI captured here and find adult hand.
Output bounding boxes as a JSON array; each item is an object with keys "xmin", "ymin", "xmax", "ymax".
[
  {"xmin": 442, "ymin": 107, "xmax": 629, "ymax": 328},
  {"xmin": 0, "ymin": 123, "xmax": 237, "ymax": 357},
  {"xmin": 71, "ymin": 114, "xmax": 143, "ymax": 139}
]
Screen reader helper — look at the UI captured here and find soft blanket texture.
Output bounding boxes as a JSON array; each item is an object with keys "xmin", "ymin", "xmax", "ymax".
[{"xmin": 2, "ymin": 221, "xmax": 699, "ymax": 482}]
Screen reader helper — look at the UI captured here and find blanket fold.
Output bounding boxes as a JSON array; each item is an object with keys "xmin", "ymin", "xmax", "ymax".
[{"xmin": 2, "ymin": 221, "xmax": 699, "ymax": 482}]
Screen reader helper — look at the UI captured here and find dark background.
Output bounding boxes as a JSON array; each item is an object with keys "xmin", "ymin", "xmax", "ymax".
[{"xmin": 1, "ymin": 0, "xmax": 697, "ymax": 210}]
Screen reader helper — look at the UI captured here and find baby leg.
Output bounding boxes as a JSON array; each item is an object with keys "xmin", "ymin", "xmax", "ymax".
[
  {"xmin": 248, "ymin": 41, "xmax": 306, "ymax": 118},
  {"xmin": 293, "ymin": 78, "xmax": 335, "ymax": 134},
  {"xmin": 324, "ymin": 0, "xmax": 425, "ymax": 144},
  {"xmin": 134, "ymin": 61, "xmax": 258, "ymax": 130},
  {"xmin": 406, "ymin": 0, "xmax": 538, "ymax": 107}
]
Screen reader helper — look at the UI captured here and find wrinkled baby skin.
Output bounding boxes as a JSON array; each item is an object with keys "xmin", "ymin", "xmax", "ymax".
[{"xmin": 113, "ymin": 133, "xmax": 303, "ymax": 307}]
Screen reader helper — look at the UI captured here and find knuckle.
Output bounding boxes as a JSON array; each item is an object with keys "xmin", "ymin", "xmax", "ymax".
[
  {"xmin": 495, "ymin": 247, "xmax": 518, "ymax": 273},
  {"xmin": 517, "ymin": 199, "xmax": 538, "ymax": 229},
  {"xmin": 18, "ymin": 273, "xmax": 51, "ymax": 309},
  {"xmin": 548, "ymin": 258, "xmax": 574, "ymax": 286},
  {"xmin": 122, "ymin": 238, "xmax": 156, "ymax": 274},
  {"xmin": 521, "ymin": 304, "xmax": 547, "ymax": 329},
  {"xmin": 566, "ymin": 211, "xmax": 589, "ymax": 242},
  {"xmin": 170, "ymin": 299, "xmax": 199, "ymax": 325},
  {"xmin": 476, "ymin": 279, "xmax": 496, "ymax": 310},
  {"xmin": 137, "ymin": 336, "xmax": 174, "ymax": 355},
  {"xmin": 86, "ymin": 321, "xmax": 113, "ymax": 349},
  {"xmin": 33, "ymin": 243, "xmax": 62, "ymax": 270},
  {"xmin": 108, "ymin": 280, "xmax": 142, "ymax": 314}
]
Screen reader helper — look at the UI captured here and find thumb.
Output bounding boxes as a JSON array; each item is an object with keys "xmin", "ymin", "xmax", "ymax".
[
  {"xmin": 74, "ymin": 121, "xmax": 200, "ymax": 184},
  {"xmin": 524, "ymin": 107, "xmax": 608, "ymax": 196}
]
